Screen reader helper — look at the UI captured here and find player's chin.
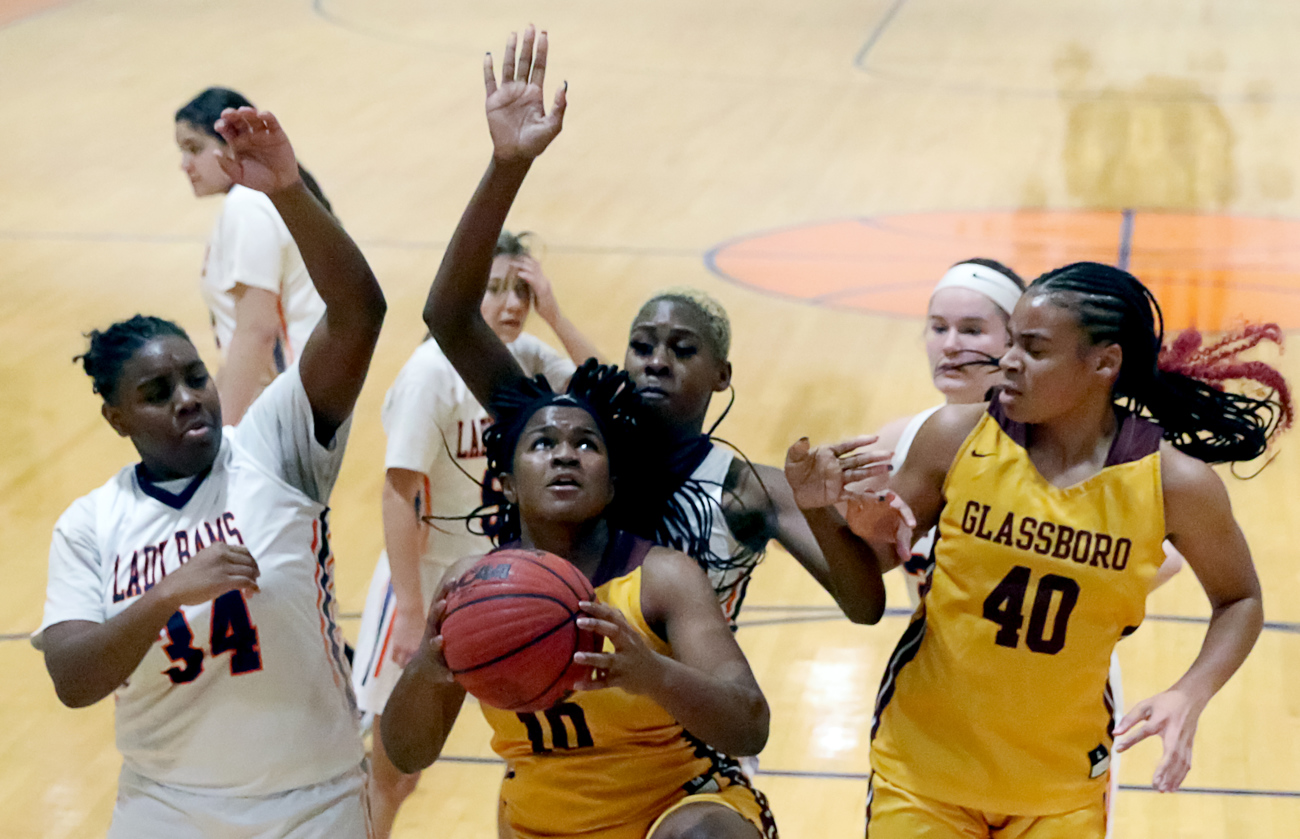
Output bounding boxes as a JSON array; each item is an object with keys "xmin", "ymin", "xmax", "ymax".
[{"xmin": 533, "ymin": 490, "xmax": 608, "ymax": 523}]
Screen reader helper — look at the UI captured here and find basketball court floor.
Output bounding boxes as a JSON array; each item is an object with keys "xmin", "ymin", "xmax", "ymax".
[{"xmin": 2, "ymin": 1, "xmax": 1299, "ymax": 836}]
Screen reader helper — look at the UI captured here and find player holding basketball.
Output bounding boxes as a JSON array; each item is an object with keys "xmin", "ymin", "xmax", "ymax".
[
  {"xmin": 175, "ymin": 87, "xmax": 334, "ymax": 425},
  {"xmin": 422, "ymin": 24, "xmax": 885, "ymax": 627},
  {"xmin": 352, "ymin": 229, "xmax": 598, "ymax": 838},
  {"xmin": 36, "ymin": 107, "xmax": 385, "ymax": 837},
  {"xmin": 381, "ymin": 362, "xmax": 778, "ymax": 839},
  {"xmin": 788, "ymin": 262, "xmax": 1290, "ymax": 837}
]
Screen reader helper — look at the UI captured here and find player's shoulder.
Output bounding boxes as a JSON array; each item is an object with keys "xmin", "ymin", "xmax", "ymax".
[
  {"xmin": 54, "ymin": 466, "xmax": 137, "ymax": 533},
  {"xmin": 640, "ymin": 546, "xmax": 713, "ymax": 598},
  {"xmin": 1158, "ymin": 441, "xmax": 1226, "ymax": 504},
  {"xmin": 397, "ymin": 338, "xmax": 457, "ymax": 378},
  {"xmin": 507, "ymin": 332, "xmax": 558, "ymax": 368}
]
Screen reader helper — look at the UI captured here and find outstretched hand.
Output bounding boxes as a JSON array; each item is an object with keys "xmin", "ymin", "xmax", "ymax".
[
  {"xmin": 785, "ymin": 435, "xmax": 892, "ymax": 509},
  {"xmin": 212, "ymin": 107, "xmax": 302, "ymax": 195},
  {"xmin": 1114, "ymin": 688, "xmax": 1205, "ymax": 792},
  {"xmin": 485, "ymin": 25, "xmax": 567, "ymax": 162}
]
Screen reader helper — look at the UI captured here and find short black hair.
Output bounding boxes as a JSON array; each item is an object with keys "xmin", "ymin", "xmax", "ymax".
[{"xmin": 75, "ymin": 315, "xmax": 192, "ymax": 404}]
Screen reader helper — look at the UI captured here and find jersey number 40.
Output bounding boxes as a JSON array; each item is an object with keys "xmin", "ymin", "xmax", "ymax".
[
  {"xmin": 982, "ymin": 566, "xmax": 1080, "ymax": 655},
  {"xmin": 162, "ymin": 591, "xmax": 263, "ymax": 684}
]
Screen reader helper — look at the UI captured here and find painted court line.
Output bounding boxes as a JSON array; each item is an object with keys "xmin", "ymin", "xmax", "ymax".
[{"xmin": 432, "ymin": 755, "xmax": 1300, "ymax": 798}]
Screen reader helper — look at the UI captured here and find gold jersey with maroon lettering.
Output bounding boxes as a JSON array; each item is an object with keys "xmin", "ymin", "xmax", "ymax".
[
  {"xmin": 479, "ymin": 534, "xmax": 776, "ymax": 839},
  {"xmin": 870, "ymin": 401, "xmax": 1166, "ymax": 815}
]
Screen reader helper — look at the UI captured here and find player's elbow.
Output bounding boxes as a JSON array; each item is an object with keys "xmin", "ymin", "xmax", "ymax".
[
  {"xmin": 843, "ymin": 599, "xmax": 886, "ymax": 626},
  {"xmin": 731, "ymin": 692, "xmax": 770, "ymax": 757}
]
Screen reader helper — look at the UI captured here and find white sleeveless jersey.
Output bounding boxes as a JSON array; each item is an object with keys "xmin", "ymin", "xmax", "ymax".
[
  {"xmin": 379, "ymin": 334, "xmax": 576, "ymax": 568},
  {"xmin": 35, "ymin": 366, "xmax": 362, "ymax": 796},
  {"xmin": 200, "ymin": 184, "xmax": 326, "ymax": 370},
  {"xmin": 675, "ymin": 444, "xmax": 759, "ymax": 622},
  {"xmin": 891, "ymin": 405, "xmax": 944, "ymax": 580}
]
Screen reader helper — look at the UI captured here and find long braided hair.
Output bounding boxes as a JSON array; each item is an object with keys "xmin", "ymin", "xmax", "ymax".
[
  {"xmin": 1029, "ymin": 262, "xmax": 1292, "ymax": 463},
  {"xmin": 471, "ymin": 359, "xmax": 714, "ymax": 556}
]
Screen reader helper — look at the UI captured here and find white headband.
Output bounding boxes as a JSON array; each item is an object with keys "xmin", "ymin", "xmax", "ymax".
[{"xmin": 931, "ymin": 263, "xmax": 1022, "ymax": 316}]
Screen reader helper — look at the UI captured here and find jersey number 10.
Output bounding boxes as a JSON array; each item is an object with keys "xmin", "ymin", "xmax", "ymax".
[
  {"xmin": 162, "ymin": 591, "xmax": 263, "ymax": 684},
  {"xmin": 982, "ymin": 566, "xmax": 1080, "ymax": 655}
]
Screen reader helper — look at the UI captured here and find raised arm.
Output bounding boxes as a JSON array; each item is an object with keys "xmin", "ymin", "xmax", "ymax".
[
  {"xmin": 424, "ymin": 26, "xmax": 568, "ymax": 410},
  {"xmin": 213, "ymin": 107, "xmax": 385, "ymax": 444},
  {"xmin": 575, "ymin": 549, "xmax": 769, "ymax": 756},
  {"xmin": 1114, "ymin": 447, "xmax": 1264, "ymax": 792}
]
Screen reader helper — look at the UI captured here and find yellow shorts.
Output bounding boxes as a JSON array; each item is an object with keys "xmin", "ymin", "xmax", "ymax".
[
  {"xmin": 502, "ymin": 773, "xmax": 778, "ymax": 839},
  {"xmin": 865, "ymin": 772, "xmax": 1106, "ymax": 839},
  {"xmin": 646, "ymin": 782, "xmax": 777, "ymax": 838}
]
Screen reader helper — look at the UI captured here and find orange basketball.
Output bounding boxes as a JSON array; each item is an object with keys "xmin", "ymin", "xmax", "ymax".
[{"xmin": 440, "ymin": 549, "xmax": 600, "ymax": 713}]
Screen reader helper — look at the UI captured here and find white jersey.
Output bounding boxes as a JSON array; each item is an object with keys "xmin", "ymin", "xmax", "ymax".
[
  {"xmin": 675, "ymin": 444, "xmax": 759, "ymax": 623},
  {"xmin": 352, "ymin": 334, "xmax": 573, "ymax": 712},
  {"xmin": 380, "ymin": 333, "xmax": 575, "ymax": 567},
  {"xmin": 891, "ymin": 405, "xmax": 944, "ymax": 602},
  {"xmin": 200, "ymin": 184, "xmax": 326, "ymax": 370},
  {"xmin": 35, "ymin": 366, "xmax": 362, "ymax": 796}
]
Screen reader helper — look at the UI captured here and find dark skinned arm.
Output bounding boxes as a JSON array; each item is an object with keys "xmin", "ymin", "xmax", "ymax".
[
  {"xmin": 212, "ymin": 107, "xmax": 386, "ymax": 445},
  {"xmin": 424, "ymin": 27, "xmax": 566, "ymax": 411}
]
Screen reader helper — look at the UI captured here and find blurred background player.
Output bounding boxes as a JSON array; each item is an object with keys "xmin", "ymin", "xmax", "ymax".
[
  {"xmin": 380, "ymin": 362, "xmax": 778, "ymax": 839},
  {"xmin": 790, "ymin": 262, "xmax": 1290, "ymax": 838},
  {"xmin": 351, "ymin": 229, "xmax": 598, "ymax": 838},
  {"xmin": 175, "ymin": 87, "xmax": 334, "ymax": 424},
  {"xmin": 35, "ymin": 107, "xmax": 385, "ymax": 838}
]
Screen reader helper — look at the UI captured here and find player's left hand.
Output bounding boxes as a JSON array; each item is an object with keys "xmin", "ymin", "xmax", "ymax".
[
  {"xmin": 1114, "ymin": 687, "xmax": 1206, "ymax": 792},
  {"xmin": 842, "ymin": 487, "xmax": 916, "ymax": 566},
  {"xmin": 785, "ymin": 435, "xmax": 892, "ymax": 509},
  {"xmin": 572, "ymin": 600, "xmax": 664, "ymax": 695},
  {"xmin": 212, "ymin": 107, "xmax": 302, "ymax": 195},
  {"xmin": 514, "ymin": 256, "xmax": 560, "ymax": 323}
]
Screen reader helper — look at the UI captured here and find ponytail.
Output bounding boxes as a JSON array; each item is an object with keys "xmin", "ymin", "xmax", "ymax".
[
  {"xmin": 1030, "ymin": 262, "xmax": 1292, "ymax": 464},
  {"xmin": 177, "ymin": 86, "xmax": 333, "ymax": 214}
]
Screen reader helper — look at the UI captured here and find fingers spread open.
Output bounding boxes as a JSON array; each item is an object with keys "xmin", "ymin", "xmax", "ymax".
[
  {"xmin": 552, "ymin": 81, "xmax": 567, "ymax": 120},
  {"xmin": 516, "ymin": 25, "xmax": 535, "ymax": 86},
  {"xmin": 530, "ymin": 30, "xmax": 548, "ymax": 88},
  {"xmin": 501, "ymin": 32, "xmax": 517, "ymax": 83},
  {"xmin": 483, "ymin": 52, "xmax": 498, "ymax": 96},
  {"xmin": 829, "ymin": 435, "xmax": 879, "ymax": 456}
]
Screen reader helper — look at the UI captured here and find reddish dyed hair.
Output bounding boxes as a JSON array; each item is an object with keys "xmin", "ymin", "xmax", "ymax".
[
  {"xmin": 1159, "ymin": 324, "xmax": 1293, "ymax": 446},
  {"xmin": 1030, "ymin": 262, "xmax": 1291, "ymax": 464}
]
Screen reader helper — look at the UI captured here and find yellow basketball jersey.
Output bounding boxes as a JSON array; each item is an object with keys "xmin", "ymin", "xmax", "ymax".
[
  {"xmin": 481, "ymin": 553, "xmax": 774, "ymax": 838},
  {"xmin": 871, "ymin": 402, "xmax": 1166, "ymax": 815}
]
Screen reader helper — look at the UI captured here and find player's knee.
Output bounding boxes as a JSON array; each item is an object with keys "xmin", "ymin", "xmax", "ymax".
[{"xmin": 651, "ymin": 803, "xmax": 757, "ymax": 839}]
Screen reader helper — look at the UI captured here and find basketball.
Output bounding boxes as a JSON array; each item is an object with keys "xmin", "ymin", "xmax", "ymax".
[{"xmin": 440, "ymin": 549, "xmax": 600, "ymax": 713}]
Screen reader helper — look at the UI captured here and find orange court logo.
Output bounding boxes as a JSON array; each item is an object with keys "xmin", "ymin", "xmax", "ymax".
[{"xmin": 706, "ymin": 210, "xmax": 1300, "ymax": 331}]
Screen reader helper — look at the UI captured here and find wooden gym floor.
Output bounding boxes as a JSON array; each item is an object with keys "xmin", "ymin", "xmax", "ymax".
[{"xmin": 2, "ymin": 1, "xmax": 1299, "ymax": 836}]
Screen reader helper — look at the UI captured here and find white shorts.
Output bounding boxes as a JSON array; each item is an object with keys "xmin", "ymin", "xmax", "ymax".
[
  {"xmin": 108, "ymin": 763, "xmax": 369, "ymax": 839},
  {"xmin": 351, "ymin": 551, "xmax": 455, "ymax": 715}
]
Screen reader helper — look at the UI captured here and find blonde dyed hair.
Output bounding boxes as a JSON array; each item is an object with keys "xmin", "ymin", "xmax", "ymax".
[{"xmin": 641, "ymin": 287, "xmax": 732, "ymax": 360}]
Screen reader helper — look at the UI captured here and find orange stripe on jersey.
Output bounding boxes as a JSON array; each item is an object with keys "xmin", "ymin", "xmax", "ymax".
[
  {"xmin": 373, "ymin": 608, "xmax": 396, "ymax": 679},
  {"xmin": 311, "ymin": 519, "xmax": 345, "ymax": 694}
]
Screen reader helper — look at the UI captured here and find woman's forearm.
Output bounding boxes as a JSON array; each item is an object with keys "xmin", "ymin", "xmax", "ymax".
[
  {"xmin": 1171, "ymin": 593, "xmax": 1263, "ymax": 706},
  {"xmin": 645, "ymin": 657, "xmax": 769, "ymax": 757},
  {"xmin": 379, "ymin": 649, "xmax": 467, "ymax": 773},
  {"xmin": 422, "ymin": 159, "xmax": 531, "ymax": 408},
  {"xmin": 546, "ymin": 312, "xmax": 603, "ymax": 366},
  {"xmin": 43, "ymin": 584, "xmax": 182, "ymax": 708},
  {"xmin": 800, "ymin": 506, "xmax": 887, "ymax": 625}
]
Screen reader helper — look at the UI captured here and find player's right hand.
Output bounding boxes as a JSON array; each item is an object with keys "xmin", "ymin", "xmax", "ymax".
[
  {"xmin": 160, "ymin": 543, "xmax": 260, "ymax": 607},
  {"xmin": 484, "ymin": 25, "xmax": 566, "ymax": 162},
  {"xmin": 785, "ymin": 435, "xmax": 891, "ymax": 509},
  {"xmin": 212, "ymin": 107, "xmax": 302, "ymax": 195},
  {"xmin": 412, "ymin": 598, "xmax": 454, "ymax": 684}
]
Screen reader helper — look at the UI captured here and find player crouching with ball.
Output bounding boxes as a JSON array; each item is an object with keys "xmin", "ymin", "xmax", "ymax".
[{"xmin": 381, "ymin": 362, "xmax": 779, "ymax": 839}]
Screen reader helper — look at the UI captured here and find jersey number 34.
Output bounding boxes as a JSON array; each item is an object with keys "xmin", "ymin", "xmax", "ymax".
[{"xmin": 162, "ymin": 591, "xmax": 263, "ymax": 684}]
